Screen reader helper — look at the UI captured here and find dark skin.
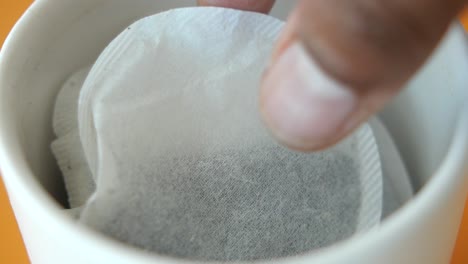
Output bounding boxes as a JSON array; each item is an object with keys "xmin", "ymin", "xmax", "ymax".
[{"xmin": 198, "ymin": 0, "xmax": 467, "ymax": 151}]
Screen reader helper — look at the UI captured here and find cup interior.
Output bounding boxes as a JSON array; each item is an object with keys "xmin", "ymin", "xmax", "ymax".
[{"xmin": 1, "ymin": 0, "xmax": 467, "ymax": 216}]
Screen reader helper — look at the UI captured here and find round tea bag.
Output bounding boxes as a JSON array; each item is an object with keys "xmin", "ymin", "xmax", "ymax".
[
  {"xmin": 51, "ymin": 66, "xmax": 94, "ymax": 208},
  {"xmin": 369, "ymin": 118, "xmax": 413, "ymax": 218},
  {"xmin": 51, "ymin": 72, "xmax": 411, "ymax": 219},
  {"xmin": 77, "ymin": 7, "xmax": 382, "ymax": 261}
]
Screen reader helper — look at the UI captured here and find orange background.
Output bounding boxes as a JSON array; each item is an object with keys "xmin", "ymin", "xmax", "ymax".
[{"xmin": 0, "ymin": 1, "xmax": 467, "ymax": 263}]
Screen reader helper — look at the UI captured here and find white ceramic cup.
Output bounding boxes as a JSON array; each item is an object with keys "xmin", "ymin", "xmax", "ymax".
[{"xmin": 0, "ymin": 1, "xmax": 467, "ymax": 263}]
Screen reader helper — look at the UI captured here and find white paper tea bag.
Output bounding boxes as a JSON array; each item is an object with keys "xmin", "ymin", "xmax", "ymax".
[
  {"xmin": 51, "ymin": 73, "xmax": 411, "ymax": 220},
  {"xmin": 64, "ymin": 7, "xmax": 383, "ymax": 261},
  {"xmin": 52, "ymin": 75, "xmax": 412, "ymax": 219},
  {"xmin": 370, "ymin": 118, "xmax": 413, "ymax": 218},
  {"xmin": 51, "ymin": 67, "xmax": 94, "ymax": 208}
]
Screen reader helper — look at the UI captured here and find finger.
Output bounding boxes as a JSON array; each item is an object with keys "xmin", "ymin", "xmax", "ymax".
[
  {"xmin": 197, "ymin": 0, "xmax": 275, "ymax": 13},
  {"xmin": 260, "ymin": 0, "xmax": 466, "ymax": 151}
]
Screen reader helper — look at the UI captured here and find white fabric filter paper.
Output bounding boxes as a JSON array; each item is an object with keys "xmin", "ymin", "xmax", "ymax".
[
  {"xmin": 51, "ymin": 66, "xmax": 94, "ymax": 208},
  {"xmin": 52, "ymin": 78, "xmax": 416, "ymax": 256},
  {"xmin": 52, "ymin": 72, "xmax": 412, "ymax": 221},
  {"xmin": 52, "ymin": 7, "xmax": 387, "ymax": 261},
  {"xmin": 369, "ymin": 118, "xmax": 413, "ymax": 218}
]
